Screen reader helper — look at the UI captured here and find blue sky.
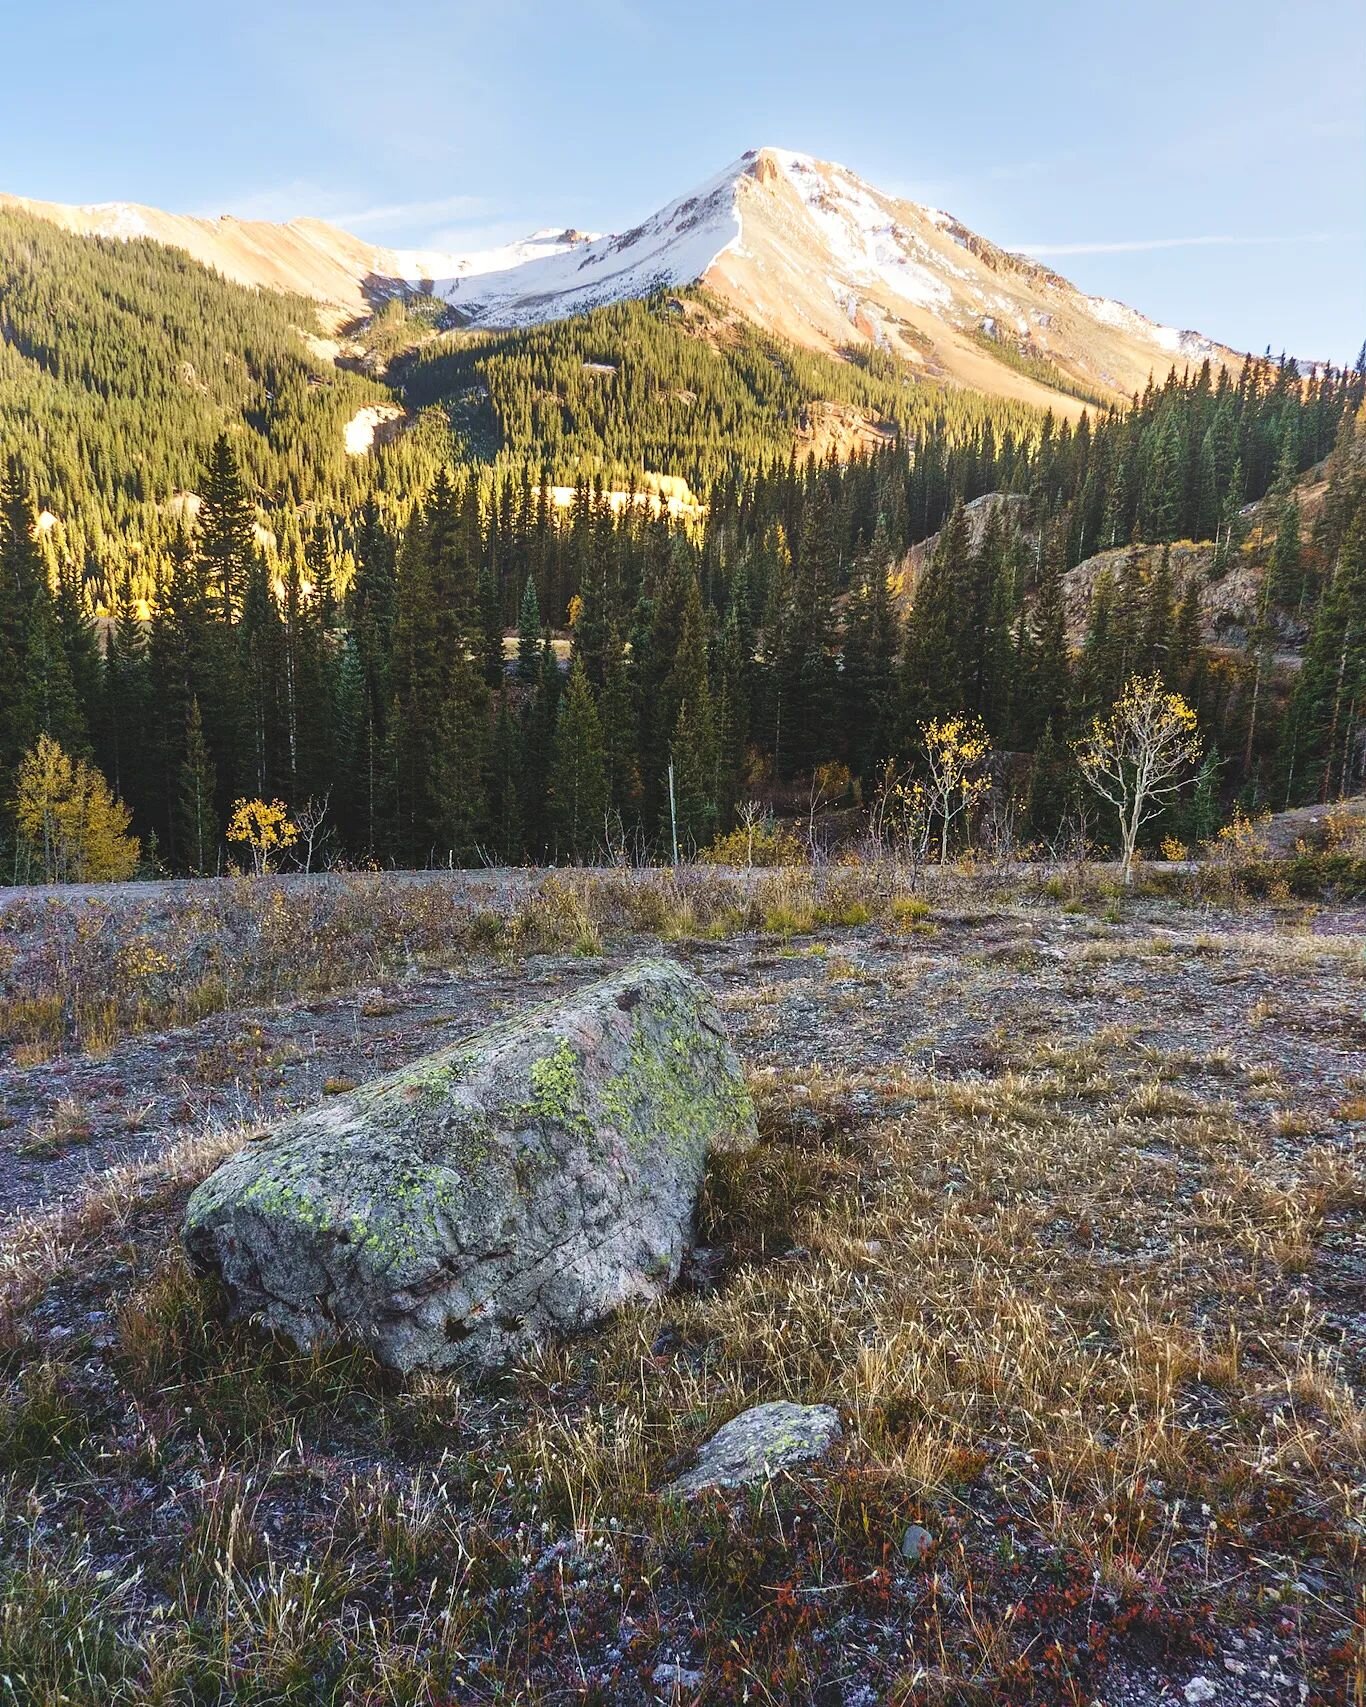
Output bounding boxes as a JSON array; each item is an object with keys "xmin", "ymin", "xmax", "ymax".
[{"xmin": 8, "ymin": 0, "xmax": 1364, "ymax": 361}]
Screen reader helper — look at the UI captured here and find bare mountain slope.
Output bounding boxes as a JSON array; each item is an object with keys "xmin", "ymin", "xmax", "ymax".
[
  {"xmin": 0, "ymin": 193, "xmax": 399, "ymax": 315},
  {"xmin": 2, "ymin": 149, "xmax": 1241, "ymax": 414}
]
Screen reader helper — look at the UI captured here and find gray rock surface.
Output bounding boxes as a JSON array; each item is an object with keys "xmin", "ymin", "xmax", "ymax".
[
  {"xmin": 183, "ymin": 958, "xmax": 756, "ymax": 1371},
  {"xmin": 666, "ymin": 1401, "xmax": 842, "ymax": 1495}
]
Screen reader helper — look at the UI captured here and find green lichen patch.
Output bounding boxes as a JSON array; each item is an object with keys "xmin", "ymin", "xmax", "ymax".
[{"xmin": 528, "ymin": 1037, "xmax": 588, "ymax": 1129}]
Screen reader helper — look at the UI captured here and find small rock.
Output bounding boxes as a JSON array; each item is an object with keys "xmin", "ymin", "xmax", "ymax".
[
  {"xmin": 652, "ymin": 1661, "xmax": 704, "ymax": 1696},
  {"xmin": 900, "ymin": 1522, "xmax": 934, "ymax": 1562},
  {"xmin": 650, "ymin": 1324, "xmax": 683, "ymax": 1358},
  {"xmin": 1184, "ymin": 1680, "xmax": 1218, "ymax": 1705},
  {"xmin": 666, "ymin": 1401, "xmax": 842, "ymax": 1496}
]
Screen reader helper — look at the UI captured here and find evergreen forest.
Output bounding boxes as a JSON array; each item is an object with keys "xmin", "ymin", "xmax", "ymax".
[{"xmin": 2, "ymin": 205, "xmax": 1364, "ymax": 874}]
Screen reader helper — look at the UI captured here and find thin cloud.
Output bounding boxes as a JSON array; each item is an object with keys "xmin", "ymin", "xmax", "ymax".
[
  {"xmin": 334, "ymin": 194, "xmax": 488, "ymax": 231},
  {"xmin": 200, "ymin": 183, "xmax": 489, "ymax": 233},
  {"xmin": 1012, "ymin": 232, "xmax": 1351, "ymax": 257}
]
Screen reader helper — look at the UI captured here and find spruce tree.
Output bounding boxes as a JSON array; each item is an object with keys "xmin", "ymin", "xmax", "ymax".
[
  {"xmin": 177, "ymin": 697, "xmax": 219, "ymax": 876},
  {"xmin": 600, "ymin": 626, "xmax": 641, "ymax": 820},
  {"xmin": 669, "ymin": 687, "xmax": 719, "ymax": 855},
  {"xmin": 841, "ymin": 524, "xmax": 899, "ymax": 778},
  {"xmin": 516, "ymin": 577, "xmax": 542, "ymax": 683},
  {"xmin": 388, "ymin": 474, "xmax": 489, "ymax": 864},
  {"xmin": 100, "ymin": 568, "xmax": 150, "ymax": 811},
  {"xmin": 1268, "ymin": 497, "xmax": 1304, "ymax": 610},
  {"xmin": 488, "ymin": 691, "xmax": 525, "ymax": 862},
  {"xmin": 1280, "ymin": 506, "xmax": 1366, "ymax": 802},
  {"xmin": 0, "ymin": 460, "xmax": 85, "ymax": 785},
  {"xmin": 1022, "ymin": 526, "xmax": 1071, "ymax": 744},
  {"xmin": 196, "ymin": 433, "xmax": 257, "ymax": 625},
  {"xmin": 549, "ymin": 658, "xmax": 608, "ymax": 861},
  {"xmin": 901, "ymin": 498, "xmax": 969, "ymax": 730}
]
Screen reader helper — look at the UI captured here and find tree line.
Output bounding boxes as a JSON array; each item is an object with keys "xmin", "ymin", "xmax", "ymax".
[{"xmin": 1, "ymin": 335, "xmax": 1362, "ymax": 876}]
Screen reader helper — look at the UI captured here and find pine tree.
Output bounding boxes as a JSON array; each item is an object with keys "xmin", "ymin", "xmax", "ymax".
[
  {"xmin": 1025, "ymin": 718, "xmax": 1075, "ymax": 844},
  {"xmin": 177, "ymin": 697, "xmax": 218, "ymax": 876},
  {"xmin": 100, "ymin": 568, "xmax": 150, "ymax": 811},
  {"xmin": 962, "ymin": 502, "xmax": 1013, "ymax": 726},
  {"xmin": 488, "ymin": 691, "xmax": 525, "ymax": 862},
  {"xmin": 1280, "ymin": 505, "xmax": 1366, "ymax": 802},
  {"xmin": 55, "ymin": 559, "xmax": 102, "ymax": 737},
  {"xmin": 388, "ymin": 474, "xmax": 489, "ymax": 863},
  {"xmin": 600, "ymin": 626, "xmax": 641, "ymax": 820},
  {"xmin": 1140, "ymin": 546, "xmax": 1176, "ymax": 683},
  {"xmin": 773, "ymin": 488, "xmax": 836, "ymax": 775},
  {"xmin": 670, "ymin": 688, "xmax": 719, "ymax": 854},
  {"xmin": 196, "ymin": 433, "xmax": 257, "ymax": 625},
  {"xmin": 902, "ymin": 498, "xmax": 970, "ymax": 729},
  {"xmin": 549, "ymin": 658, "xmax": 608, "ymax": 860},
  {"xmin": 1021, "ymin": 525, "xmax": 1071, "ymax": 743},
  {"xmin": 0, "ymin": 460, "xmax": 85, "ymax": 786},
  {"xmin": 238, "ymin": 554, "xmax": 285, "ymax": 799},
  {"xmin": 841, "ymin": 524, "xmax": 899, "ymax": 778},
  {"xmin": 1268, "ymin": 497, "xmax": 1304, "ymax": 610},
  {"xmin": 714, "ymin": 602, "xmax": 751, "ymax": 822},
  {"xmin": 347, "ymin": 501, "xmax": 398, "ymax": 851},
  {"xmin": 516, "ymin": 576, "xmax": 542, "ymax": 683}
]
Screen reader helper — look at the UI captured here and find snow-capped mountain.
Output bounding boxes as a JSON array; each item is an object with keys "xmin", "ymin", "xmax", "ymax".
[{"xmin": 1, "ymin": 149, "xmax": 1240, "ymax": 414}]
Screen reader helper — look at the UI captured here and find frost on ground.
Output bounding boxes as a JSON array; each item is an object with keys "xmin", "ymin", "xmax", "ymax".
[{"xmin": 0, "ymin": 870, "xmax": 1360, "ymax": 1703}]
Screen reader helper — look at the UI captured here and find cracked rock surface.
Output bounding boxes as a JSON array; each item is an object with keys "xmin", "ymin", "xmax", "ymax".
[{"xmin": 183, "ymin": 957, "xmax": 755, "ymax": 1371}]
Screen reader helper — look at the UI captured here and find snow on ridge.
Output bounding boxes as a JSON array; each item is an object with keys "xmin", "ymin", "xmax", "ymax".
[
  {"xmin": 77, "ymin": 202, "xmax": 156, "ymax": 240},
  {"xmin": 1082, "ymin": 293, "xmax": 1218, "ymax": 363},
  {"xmin": 415, "ymin": 155, "xmax": 750, "ymax": 327},
  {"xmin": 770, "ymin": 151, "xmax": 951, "ymax": 310},
  {"xmin": 395, "ymin": 229, "xmax": 594, "ymax": 288}
]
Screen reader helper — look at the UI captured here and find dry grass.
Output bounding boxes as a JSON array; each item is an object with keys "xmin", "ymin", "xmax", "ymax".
[
  {"xmin": 13, "ymin": 853, "xmax": 1349, "ymax": 1062},
  {"xmin": 0, "ymin": 1034, "xmax": 1360, "ymax": 1700},
  {"xmin": 0, "ymin": 874, "xmax": 1362, "ymax": 1702}
]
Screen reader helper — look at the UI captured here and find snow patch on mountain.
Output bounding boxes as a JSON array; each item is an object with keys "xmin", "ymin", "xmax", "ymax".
[
  {"xmin": 343, "ymin": 403, "xmax": 405, "ymax": 456},
  {"xmin": 769, "ymin": 150, "xmax": 953, "ymax": 310},
  {"xmin": 1082, "ymin": 293, "xmax": 1221, "ymax": 365},
  {"xmin": 394, "ymin": 229, "xmax": 597, "ymax": 289},
  {"xmin": 78, "ymin": 202, "xmax": 157, "ymax": 240},
  {"xmin": 413, "ymin": 157, "xmax": 747, "ymax": 326}
]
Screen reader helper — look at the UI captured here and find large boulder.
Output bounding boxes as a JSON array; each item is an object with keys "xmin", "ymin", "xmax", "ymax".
[{"xmin": 184, "ymin": 958, "xmax": 755, "ymax": 1372}]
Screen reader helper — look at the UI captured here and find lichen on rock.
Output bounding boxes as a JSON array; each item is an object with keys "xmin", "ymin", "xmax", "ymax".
[
  {"xmin": 665, "ymin": 1401, "xmax": 843, "ymax": 1496},
  {"xmin": 183, "ymin": 958, "xmax": 756, "ymax": 1372}
]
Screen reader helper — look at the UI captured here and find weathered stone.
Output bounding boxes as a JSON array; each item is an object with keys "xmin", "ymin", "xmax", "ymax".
[
  {"xmin": 900, "ymin": 1522, "xmax": 934, "ymax": 1562},
  {"xmin": 183, "ymin": 958, "xmax": 755, "ymax": 1372},
  {"xmin": 665, "ymin": 1401, "xmax": 842, "ymax": 1496}
]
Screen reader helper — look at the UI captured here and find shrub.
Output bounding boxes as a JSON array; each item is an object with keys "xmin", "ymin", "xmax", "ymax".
[
  {"xmin": 13, "ymin": 735, "xmax": 140, "ymax": 883},
  {"xmin": 701, "ymin": 816, "xmax": 805, "ymax": 868}
]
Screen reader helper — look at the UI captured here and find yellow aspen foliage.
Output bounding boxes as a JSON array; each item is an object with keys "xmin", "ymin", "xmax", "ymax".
[
  {"xmin": 920, "ymin": 714, "xmax": 993, "ymax": 862},
  {"xmin": 1074, "ymin": 675, "xmax": 1201, "ymax": 885},
  {"xmin": 14, "ymin": 734, "xmax": 140, "ymax": 884},
  {"xmin": 226, "ymin": 798, "xmax": 299, "ymax": 875}
]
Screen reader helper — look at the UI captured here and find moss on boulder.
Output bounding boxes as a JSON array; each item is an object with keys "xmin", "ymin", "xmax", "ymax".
[{"xmin": 183, "ymin": 959, "xmax": 755, "ymax": 1372}]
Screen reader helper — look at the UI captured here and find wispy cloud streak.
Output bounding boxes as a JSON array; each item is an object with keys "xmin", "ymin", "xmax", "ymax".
[
  {"xmin": 333, "ymin": 194, "xmax": 487, "ymax": 231},
  {"xmin": 1011, "ymin": 232, "xmax": 1352, "ymax": 256}
]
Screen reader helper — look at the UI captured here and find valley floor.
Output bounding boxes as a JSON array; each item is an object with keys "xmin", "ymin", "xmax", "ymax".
[{"xmin": 0, "ymin": 869, "xmax": 1361, "ymax": 1703}]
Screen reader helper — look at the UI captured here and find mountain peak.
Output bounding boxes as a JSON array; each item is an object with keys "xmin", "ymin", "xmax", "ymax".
[{"xmin": 1, "ymin": 151, "xmax": 1237, "ymax": 416}]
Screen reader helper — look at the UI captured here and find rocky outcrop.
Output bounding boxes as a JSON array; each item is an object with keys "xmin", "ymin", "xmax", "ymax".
[
  {"xmin": 666, "ymin": 1402, "xmax": 843, "ymax": 1496},
  {"xmin": 183, "ymin": 959, "xmax": 755, "ymax": 1372}
]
